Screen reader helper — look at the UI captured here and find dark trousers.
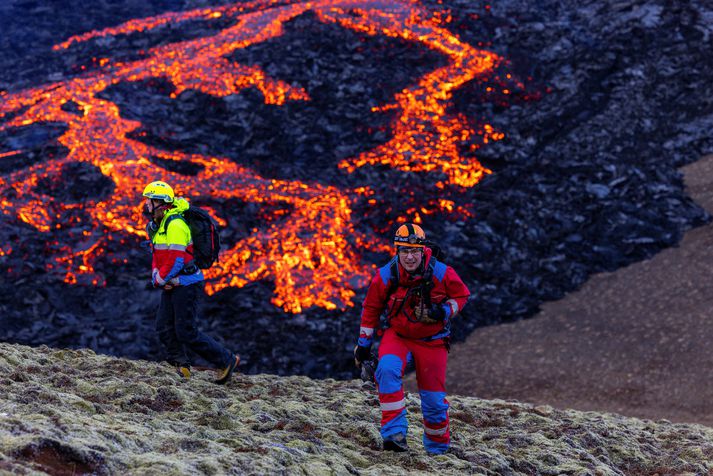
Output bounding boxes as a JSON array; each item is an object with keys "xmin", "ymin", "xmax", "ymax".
[{"xmin": 155, "ymin": 283, "xmax": 232, "ymax": 368}]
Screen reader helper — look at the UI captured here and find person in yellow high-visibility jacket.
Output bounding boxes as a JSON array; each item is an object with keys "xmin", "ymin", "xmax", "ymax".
[{"xmin": 142, "ymin": 180, "xmax": 239, "ymax": 384}]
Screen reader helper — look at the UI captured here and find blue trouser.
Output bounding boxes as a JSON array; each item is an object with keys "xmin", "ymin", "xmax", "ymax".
[
  {"xmin": 375, "ymin": 329, "xmax": 451, "ymax": 454},
  {"xmin": 155, "ymin": 282, "xmax": 232, "ymax": 368}
]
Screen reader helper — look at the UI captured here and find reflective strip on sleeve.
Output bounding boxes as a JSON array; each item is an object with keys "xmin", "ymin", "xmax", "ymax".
[
  {"xmin": 446, "ymin": 299, "xmax": 459, "ymax": 315},
  {"xmin": 153, "ymin": 268, "xmax": 165, "ymax": 285},
  {"xmin": 424, "ymin": 425, "xmax": 449, "ymax": 436},
  {"xmin": 380, "ymin": 399, "xmax": 405, "ymax": 412},
  {"xmin": 360, "ymin": 326, "xmax": 375, "ymax": 337}
]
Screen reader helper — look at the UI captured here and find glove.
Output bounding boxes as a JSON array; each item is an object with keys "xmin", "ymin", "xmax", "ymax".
[
  {"xmin": 163, "ymin": 277, "xmax": 181, "ymax": 290},
  {"xmin": 430, "ymin": 304, "xmax": 447, "ymax": 322},
  {"xmin": 353, "ymin": 345, "xmax": 372, "ymax": 368},
  {"xmin": 414, "ymin": 303, "xmax": 447, "ymax": 323}
]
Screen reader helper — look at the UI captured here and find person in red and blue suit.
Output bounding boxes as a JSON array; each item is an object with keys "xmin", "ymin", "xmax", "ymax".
[
  {"xmin": 354, "ymin": 223, "xmax": 471, "ymax": 454},
  {"xmin": 142, "ymin": 180, "xmax": 239, "ymax": 385}
]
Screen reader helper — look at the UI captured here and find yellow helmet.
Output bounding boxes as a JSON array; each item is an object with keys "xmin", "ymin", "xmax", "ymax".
[
  {"xmin": 142, "ymin": 181, "xmax": 174, "ymax": 203},
  {"xmin": 394, "ymin": 223, "xmax": 426, "ymax": 248}
]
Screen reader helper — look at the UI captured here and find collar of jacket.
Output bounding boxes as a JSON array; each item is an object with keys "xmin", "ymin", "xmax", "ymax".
[{"xmin": 157, "ymin": 198, "xmax": 189, "ymax": 234}]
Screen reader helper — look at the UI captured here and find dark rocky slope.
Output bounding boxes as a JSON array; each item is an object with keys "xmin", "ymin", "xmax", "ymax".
[
  {"xmin": 434, "ymin": 155, "xmax": 713, "ymax": 427},
  {"xmin": 1, "ymin": 0, "xmax": 712, "ymax": 379}
]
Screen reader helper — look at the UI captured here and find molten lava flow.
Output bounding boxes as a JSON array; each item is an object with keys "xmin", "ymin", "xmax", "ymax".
[
  {"xmin": 324, "ymin": 4, "xmax": 500, "ymax": 187},
  {"xmin": 0, "ymin": 0, "xmax": 504, "ymax": 312}
]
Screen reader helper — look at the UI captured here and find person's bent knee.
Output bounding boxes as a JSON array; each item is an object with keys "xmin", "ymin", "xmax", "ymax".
[
  {"xmin": 375, "ymin": 354, "xmax": 404, "ymax": 393},
  {"xmin": 420, "ymin": 390, "xmax": 449, "ymax": 420}
]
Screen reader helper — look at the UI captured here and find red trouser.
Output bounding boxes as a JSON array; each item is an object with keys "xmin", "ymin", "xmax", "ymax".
[{"xmin": 375, "ymin": 328, "xmax": 450, "ymax": 453}]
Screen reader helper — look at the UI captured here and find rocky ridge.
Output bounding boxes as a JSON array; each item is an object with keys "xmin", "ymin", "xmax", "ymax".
[{"xmin": 1, "ymin": 342, "xmax": 713, "ymax": 475}]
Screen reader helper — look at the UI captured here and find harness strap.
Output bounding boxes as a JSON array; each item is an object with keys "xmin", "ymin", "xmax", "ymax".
[
  {"xmin": 384, "ymin": 256, "xmax": 437, "ymax": 324},
  {"xmin": 395, "ymin": 331, "xmax": 451, "ymax": 351}
]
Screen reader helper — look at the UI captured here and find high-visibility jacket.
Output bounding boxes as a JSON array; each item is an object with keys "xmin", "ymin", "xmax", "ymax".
[
  {"xmin": 148, "ymin": 198, "xmax": 203, "ymax": 287},
  {"xmin": 358, "ymin": 247, "xmax": 470, "ymax": 346}
]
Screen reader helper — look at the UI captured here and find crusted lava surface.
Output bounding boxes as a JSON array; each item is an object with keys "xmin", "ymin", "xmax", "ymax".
[{"xmin": 1, "ymin": 0, "xmax": 712, "ymax": 379}]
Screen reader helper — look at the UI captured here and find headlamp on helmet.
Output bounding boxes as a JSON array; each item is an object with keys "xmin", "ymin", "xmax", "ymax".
[{"xmin": 394, "ymin": 223, "xmax": 426, "ymax": 248}]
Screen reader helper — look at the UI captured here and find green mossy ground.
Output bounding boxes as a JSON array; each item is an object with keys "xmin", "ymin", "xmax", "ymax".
[{"xmin": 1, "ymin": 342, "xmax": 712, "ymax": 475}]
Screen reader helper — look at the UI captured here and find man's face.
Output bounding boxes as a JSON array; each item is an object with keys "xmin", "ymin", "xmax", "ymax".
[
  {"xmin": 145, "ymin": 198, "xmax": 164, "ymax": 221},
  {"xmin": 398, "ymin": 247, "xmax": 423, "ymax": 273}
]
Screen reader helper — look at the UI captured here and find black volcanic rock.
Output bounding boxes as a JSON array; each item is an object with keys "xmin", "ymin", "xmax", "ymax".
[
  {"xmin": 0, "ymin": 0, "xmax": 244, "ymax": 92},
  {"xmin": 1, "ymin": 0, "xmax": 713, "ymax": 380},
  {"xmin": 35, "ymin": 162, "xmax": 115, "ymax": 203},
  {"xmin": 0, "ymin": 123, "xmax": 69, "ymax": 173},
  {"xmin": 430, "ymin": 0, "xmax": 713, "ymax": 338},
  {"xmin": 99, "ymin": 10, "xmax": 448, "ymax": 185}
]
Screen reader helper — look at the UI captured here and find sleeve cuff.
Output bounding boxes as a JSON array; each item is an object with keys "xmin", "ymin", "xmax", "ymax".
[
  {"xmin": 358, "ymin": 337, "xmax": 373, "ymax": 347},
  {"xmin": 152, "ymin": 268, "xmax": 166, "ymax": 285},
  {"xmin": 358, "ymin": 326, "xmax": 375, "ymax": 347}
]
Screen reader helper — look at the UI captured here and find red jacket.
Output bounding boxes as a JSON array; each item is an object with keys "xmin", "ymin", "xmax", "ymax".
[
  {"xmin": 147, "ymin": 198, "xmax": 203, "ymax": 287},
  {"xmin": 358, "ymin": 248, "xmax": 471, "ymax": 346}
]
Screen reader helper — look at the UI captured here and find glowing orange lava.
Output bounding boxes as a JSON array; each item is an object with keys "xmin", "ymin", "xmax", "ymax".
[{"xmin": 0, "ymin": 0, "xmax": 502, "ymax": 312}]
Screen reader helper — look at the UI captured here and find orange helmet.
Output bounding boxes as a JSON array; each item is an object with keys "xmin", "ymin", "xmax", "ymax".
[{"xmin": 393, "ymin": 223, "xmax": 426, "ymax": 248}]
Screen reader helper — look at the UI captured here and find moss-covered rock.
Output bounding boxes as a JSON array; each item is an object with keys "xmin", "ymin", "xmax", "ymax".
[{"xmin": 1, "ymin": 342, "xmax": 712, "ymax": 475}]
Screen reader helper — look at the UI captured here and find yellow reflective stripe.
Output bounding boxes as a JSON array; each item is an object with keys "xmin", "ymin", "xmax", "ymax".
[{"xmin": 380, "ymin": 399, "xmax": 405, "ymax": 411}]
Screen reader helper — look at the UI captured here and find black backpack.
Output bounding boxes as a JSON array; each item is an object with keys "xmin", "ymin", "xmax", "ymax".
[
  {"xmin": 166, "ymin": 206, "xmax": 221, "ymax": 269},
  {"xmin": 424, "ymin": 240, "xmax": 446, "ymax": 261}
]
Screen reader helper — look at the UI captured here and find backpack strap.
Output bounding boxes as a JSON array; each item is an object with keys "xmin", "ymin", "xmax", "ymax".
[
  {"xmin": 382, "ymin": 255, "xmax": 438, "ymax": 326},
  {"xmin": 385, "ymin": 256, "xmax": 400, "ymax": 301},
  {"xmin": 379, "ymin": 257, "xmax": 400, "ymax": 330},
  {"xmin": 162, "ymin": 213, "xmax": 183, "ymax": 234},
  {"xmin": 420, "ymin": 257, "xmax": 436, "ymax": 308}
]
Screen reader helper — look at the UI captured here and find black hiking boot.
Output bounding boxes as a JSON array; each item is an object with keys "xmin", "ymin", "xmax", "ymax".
[
  {"xmin": 214, "ymin": 355, "xmax": 240, "ymax": 385},
  {"xmin": 383, "ymin": 433, "xmax": 409, "ymax": 452}
]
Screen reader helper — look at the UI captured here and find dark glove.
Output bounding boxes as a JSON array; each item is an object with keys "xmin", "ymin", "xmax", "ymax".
[
  {"xmin": 354, "ymin": 345, "xmax": 372, "ymax": 368},
  {"xmin": 430, "ymin": 304, "xmax": 447, "ymax": 322},
  {"xmin": 414, "ymin": 303, "xmax": 447, "ymax": 323}
]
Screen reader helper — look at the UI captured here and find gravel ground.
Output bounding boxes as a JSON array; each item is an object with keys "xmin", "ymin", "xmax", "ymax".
[{"xmin": 421, "ymin": 155, "xmax": 713, "ymax": 427}]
